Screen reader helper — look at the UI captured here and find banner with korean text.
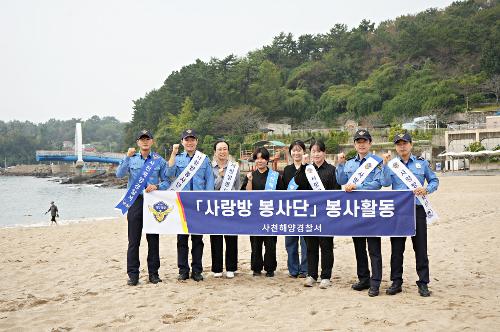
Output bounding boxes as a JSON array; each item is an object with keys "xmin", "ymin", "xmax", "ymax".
[{"xmin": 143, "ymin": 190, "xmax": 416, "ymax": 236}]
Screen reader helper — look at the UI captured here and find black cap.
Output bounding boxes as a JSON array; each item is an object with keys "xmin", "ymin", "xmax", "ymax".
[
  {"xmin": 136, "ymin": 129, "xmax": 153, "ymax": 140},
  {"xmin": 353, "ymin": 129, "xmax": 372, "ymax": 142},
  {"xmin": 181, "ymin": 129, "xmax": 197, "ymax": 140},
  {"xmin": 393, "ymin": 132, "xmax": 412, "ymax": 144}
]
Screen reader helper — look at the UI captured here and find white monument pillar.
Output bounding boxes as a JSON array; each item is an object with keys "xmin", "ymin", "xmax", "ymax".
[{"xmin": 75, "ymin": 123, "xmax": 84, "ymax": 168}]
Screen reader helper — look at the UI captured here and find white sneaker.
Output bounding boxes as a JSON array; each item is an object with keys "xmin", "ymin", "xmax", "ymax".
[
  {"xmin": 319, "ymin": 279, "xmax": 331, "ymax": 289},
  {"xmin": 304, "ymin": 276, "xmax": 315, "ymax": 287},
  {"xmin": 213, "ymin": 272, "xmax": 223, "ymax": 278},
  {"xmin": 226, "ymin": 271, "xmax": 235, "ymax": 279}
]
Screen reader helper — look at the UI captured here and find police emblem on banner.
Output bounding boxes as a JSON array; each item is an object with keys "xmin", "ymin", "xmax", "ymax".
[
  {"xmin": 364, "ymin": 162, "xmax": 372, "ymax": 169},
  {"xmin": 148, "ymin": 201, "xmax": 173, "ymax": 222}
]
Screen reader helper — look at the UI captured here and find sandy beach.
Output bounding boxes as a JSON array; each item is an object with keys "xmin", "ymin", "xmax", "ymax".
[{"xmin": 1, "ymin": 175, "xmax": 499, "ymax": 331}]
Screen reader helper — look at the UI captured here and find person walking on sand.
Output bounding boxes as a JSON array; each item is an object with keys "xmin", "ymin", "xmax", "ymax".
[{"xmin": 45, "ymin": 201, "xmax": 59, "ymax": 225}]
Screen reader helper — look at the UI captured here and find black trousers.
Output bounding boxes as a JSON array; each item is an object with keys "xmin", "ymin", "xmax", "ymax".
[
  {"xmin": 390, "ymin": 205, "xmax": 429, "ymax": 285},
  {"xmin": 250, "ymin": 236, "xmax": 277, "ymax": 273},
  {"xmin": 210, "ymin": 235, "xmax": 238, "ymax": 272},
  {"xmin": 304, "ymin": 236, "xmax": 334, "ymax": 280},
  {"xmin": 352, "ymin": 236, "xmax": 382, "ymax": 287},
  {"xmin": 127, "ymin": 195, "xmax": 159, "ymax": 278},
  {"xmin": 177, "ymin": 234, "xmax": 204, "ymax": 274}
]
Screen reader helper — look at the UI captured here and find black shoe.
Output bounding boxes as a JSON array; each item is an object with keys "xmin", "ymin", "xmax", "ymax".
[
  {"xmin": 252, "ymin": 271, "xmax": 262, "ymax": 277},
  {"xmin": 265, "ymin": 271, "xmax": 275, "ymax": 278},
  {"xmin": 191, "ymin": 272, "xmax": 204, "ymax": 282},
  {"xmin": 351, "ymin": 280, "xmax": 370, "ymax": 291},
  {"xmin": 177, "ymin": 272, "xmax": 189, "ymax": 281},
  {"xmin": 386, "ymin": 282, "xmax": 402, "ymax": 295},
  {"xmin": 298, "ymin": 273, "xmax": 307, "ymax": 278},
  {"xmin": 149, "ymin": 275, "xmax": 162, "ymax": 284},
  {"xmin": 417, "ymin": 283, "xmax": 431, "ymax": 297},
  {"xmin": 288, "ymin": 273, "xmax": 298, "ymax": 278},
  {"xmin": 368, "ymin": 286, "xmax": 380, "ymax": 297},
  {"xmin": 127, "ymin": 277, "xmax": 139, "ymax": 286}
]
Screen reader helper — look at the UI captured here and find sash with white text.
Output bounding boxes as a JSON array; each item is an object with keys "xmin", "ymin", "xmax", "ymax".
[
  {"xmin": 305, "ymin": 164, "xmax": 325, "ymax": 191},
  {"xmin": 347, "ymin": 156, "xmax": 382, "ymax": 186},
  {"xmin": 265, "ymin": 169, "xmax": 279, "ymax": 190},
  {"xmin": 168, "ymin": 151, "xmax": 207, "ymax": 191},
  {"xmin": 388, "ymin": 158, "xmax": 438, "ymax": 223},
  {"xmin": 115, "ymin": 153, "xmax": 162, "ymax": 215},
  {"xmin": 219, "ymin": 162, "xmax": 239, "ymax": 191}
]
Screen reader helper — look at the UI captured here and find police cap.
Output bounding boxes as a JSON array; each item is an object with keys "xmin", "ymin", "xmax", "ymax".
[
  {"xmin": 136, "ymin": 129, "xmax": 153, "ymax": 140},
  {"xmin": 353, "ymin": 129, "xmax": 372, "ymax": 142},
  {"xmin": 393, "ymin": 132, "xmax": 412, "ymax": 144},
  {"xmin": 181, "ymin": 129, "xmax": 198, "ymax": 140}
]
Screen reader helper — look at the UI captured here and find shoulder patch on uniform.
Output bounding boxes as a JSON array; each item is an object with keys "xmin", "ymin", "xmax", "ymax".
[{"xmin": 377, "ymin": 164, "xmax": 382, "ymax": 170}]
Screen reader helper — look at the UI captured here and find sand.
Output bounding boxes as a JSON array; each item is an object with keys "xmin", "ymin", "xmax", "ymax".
[{"xmin": 1, "ymin": 175, "xmax": 499, "ymax": 331}]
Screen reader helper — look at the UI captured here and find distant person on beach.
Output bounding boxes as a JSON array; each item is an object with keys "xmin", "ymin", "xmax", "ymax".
[
  {"xmin": 116, "ymin": 129, "xmax": 170, "ymax": 286},
  {"xmin": 45, "ymin": 201, "xmax": 59, "ymax": 225}
]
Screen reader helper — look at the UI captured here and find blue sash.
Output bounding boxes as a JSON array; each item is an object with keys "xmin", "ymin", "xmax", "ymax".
[
  {"xmin": 287, "ymin": 177, "xmax": 299, "ymax": 190},
  {"xmin": 265, "ymin": 169, "xmax": 279, "ymax": 190},
  {"xmin": 115, "ymin": 153, "xmax": 162, "ymax": 214}
]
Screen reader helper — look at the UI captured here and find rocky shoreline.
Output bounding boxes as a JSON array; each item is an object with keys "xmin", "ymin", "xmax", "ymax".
[{"xmin": 1, "ymin": 165, "xmax": 127, "ymax": 188}]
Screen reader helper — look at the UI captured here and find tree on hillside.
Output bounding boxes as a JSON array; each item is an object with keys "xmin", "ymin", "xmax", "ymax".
[
  {"xmin": 482, "ymin": 74, "xmax": 500, "ymax": 104},
  {"xmin": 249, "ymin": 60, "xmax": 285, "ymax": 118},
  {"xmin": 213, "ymin": 106, "xmax": 264, "ymax": 136},
  {"xmin": 318, "ymin": 84, "xmax": 352, "ymax": 122},
  {"xmin": 154, "ymin": 97, "xmax": 195, "ymax": 148}
]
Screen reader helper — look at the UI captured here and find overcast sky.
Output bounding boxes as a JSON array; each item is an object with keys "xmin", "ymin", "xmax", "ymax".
[{"xmin": 0, "ymin": 0, "xmax": 454, "ymax": 124}]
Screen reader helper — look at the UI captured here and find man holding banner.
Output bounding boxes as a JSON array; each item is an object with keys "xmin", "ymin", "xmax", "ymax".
[
  {"xmin": 115, "ymin": 130, "xmax": 170, "ymax": 286},
  {"xmin": 167, "ymin": 129, "xmax": 215, "ymax": 282},
  {"xmin": 381, "ymin": 132, "xmax": 439, "ymax": 297},
  {"xmin": 336, "ymin": 129, "xmax": 384, "ymax": 297},
  {"xmin": 241, "ymin": 147, "xmax": 285, "ymax": 278}
]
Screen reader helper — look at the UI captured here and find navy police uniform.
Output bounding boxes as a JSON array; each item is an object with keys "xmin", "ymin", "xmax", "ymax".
[
  {"xmin": 335, "ymin": 129, "xmax": 384, "ymax": 295},
  {"xmin": 381, "ymin": 132, "xmax": 439, "ymax": 296},
  {"xmin": 116, "ymin": 130, "xmax": 170, "ymax": 285},
  {"xmin": 166, "ymin": 129, "xmax": 215, "ymax": 281}
]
